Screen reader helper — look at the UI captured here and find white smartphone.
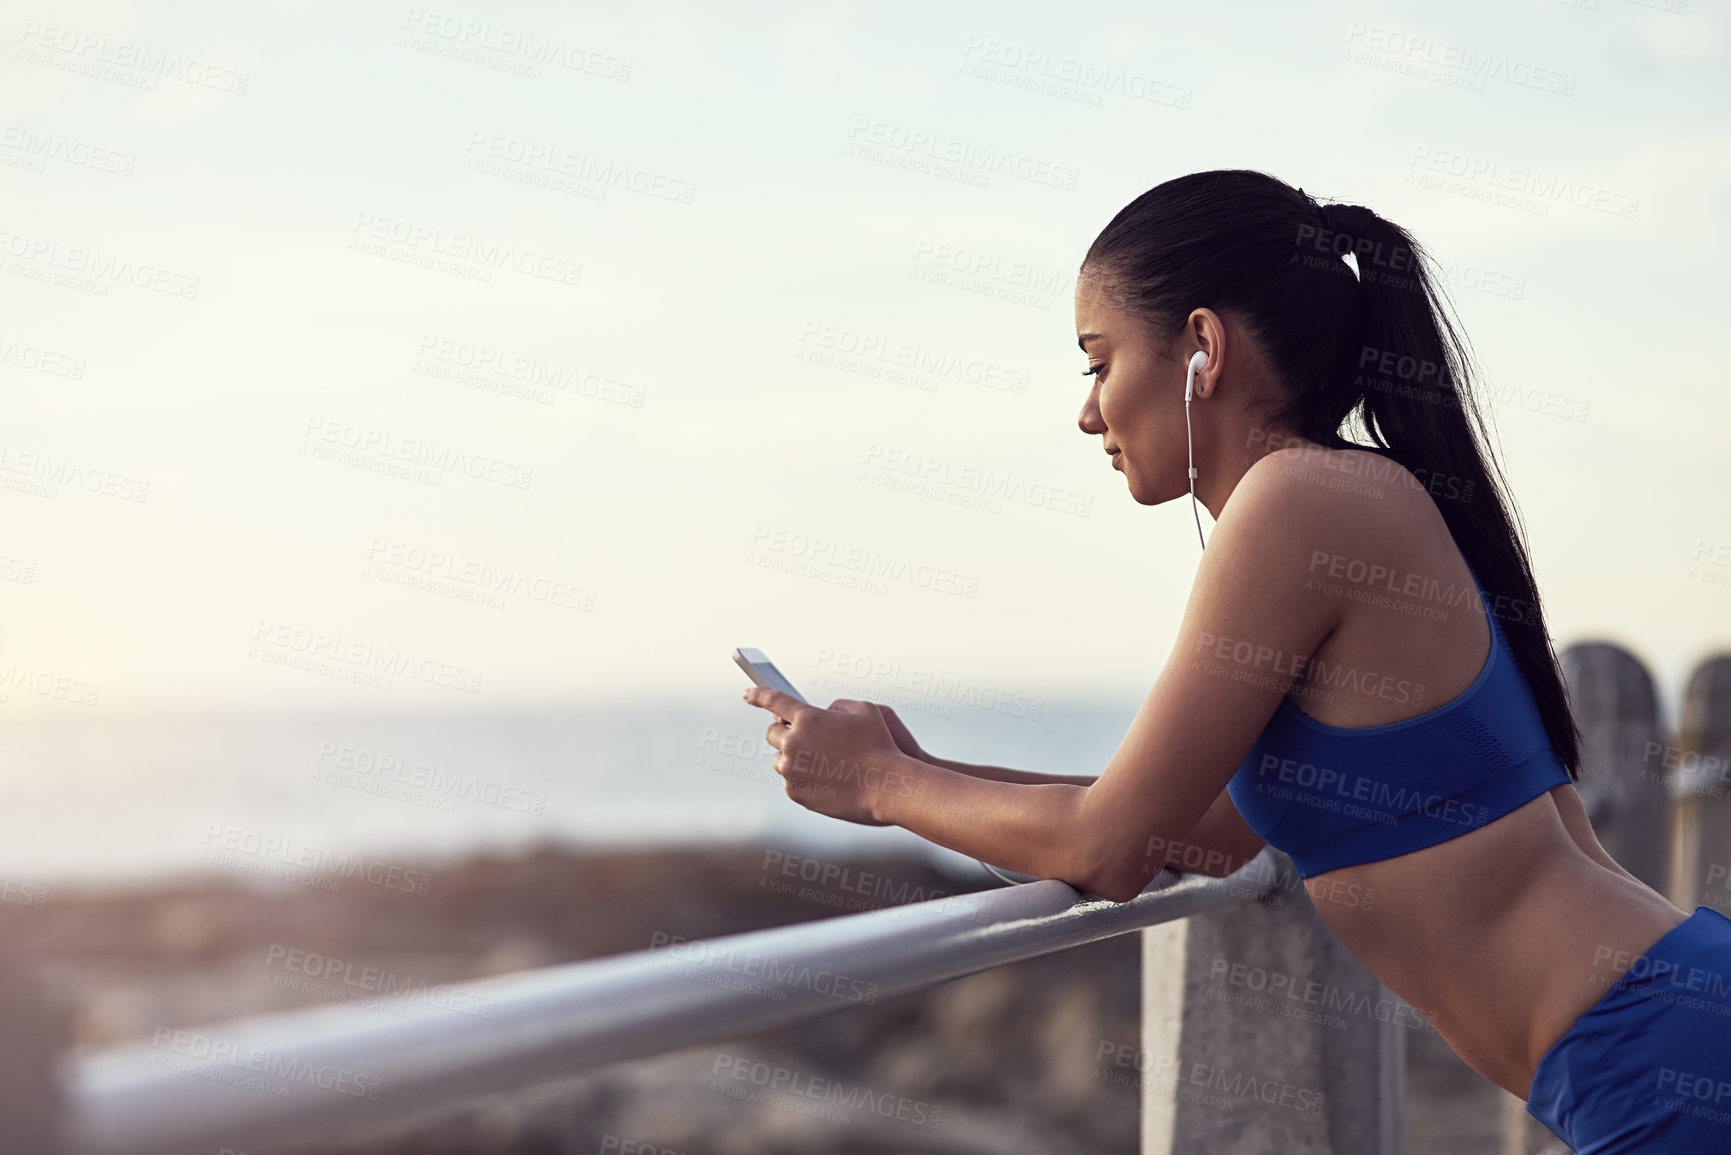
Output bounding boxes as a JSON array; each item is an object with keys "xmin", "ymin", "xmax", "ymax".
[{"xmin": 732, "ymin": 647, "xmax": 808, "ymax": 703}]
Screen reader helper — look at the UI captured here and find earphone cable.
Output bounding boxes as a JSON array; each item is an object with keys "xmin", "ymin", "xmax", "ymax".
[{"xmin": 1186, "ymin": 365, "xmax": 1207, "ymax": 552}]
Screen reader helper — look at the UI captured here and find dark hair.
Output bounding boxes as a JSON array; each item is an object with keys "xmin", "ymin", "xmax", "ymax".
[{"xmin": 1081, "ymin": 168, "xmax": 1581, "ymax": 777}]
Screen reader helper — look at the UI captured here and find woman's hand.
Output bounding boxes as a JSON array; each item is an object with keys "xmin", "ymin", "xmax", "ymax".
[
  {"xmin": 872, "ymin": 702, "xmax": 928, "ymax": 762},
  {"xmin": 742, "ymin": 687, "xmax": 926, "ymax": 826}
]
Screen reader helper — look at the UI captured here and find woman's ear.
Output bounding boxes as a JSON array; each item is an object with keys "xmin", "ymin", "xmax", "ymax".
[{"xmin": 1185, "ymin": 308, "xmax": 1226, "ymax": 401}]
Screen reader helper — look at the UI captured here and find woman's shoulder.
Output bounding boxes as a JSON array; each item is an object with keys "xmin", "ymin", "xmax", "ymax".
[
  {"xmin": 1226, "ymin": 441, "xmax": 1454, "ymax": 568},
  {"xmin": 1247, "ymin": 441, "xmax": 1431, "ymax": 499}
]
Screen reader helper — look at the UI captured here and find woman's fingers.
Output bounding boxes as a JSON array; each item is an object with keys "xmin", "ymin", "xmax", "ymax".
[{"xmin": 873, "ymin": 702, "xmax": 922, "ymax": 756}]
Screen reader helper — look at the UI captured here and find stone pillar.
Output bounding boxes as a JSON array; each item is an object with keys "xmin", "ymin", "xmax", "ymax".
[
  {"xmin": 1498, "ymin": 642, "xmax": 1670, "ymax": 1153},
  {"xmin": 0, "ymin": 944, "xmax": 70, "ymax": 1154},
  {"xmin": 1140, "ymin": 852, "xmax": 1406, "ymax": 1154},
  {"xmin": 1668, "ymin": 655, "xmax": 1731, "ymax": 915},
  {"xmin": 1560, "ymin": 642, "xmax": 1669, "ymax": 889}
]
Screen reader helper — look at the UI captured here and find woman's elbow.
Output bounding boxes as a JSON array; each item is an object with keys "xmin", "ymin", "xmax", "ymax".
[{"xmin": 1079, "ymin": 850, "xmax": 1158, "ymax": 904}]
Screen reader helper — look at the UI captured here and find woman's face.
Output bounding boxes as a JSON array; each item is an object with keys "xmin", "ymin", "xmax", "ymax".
[{"xmin": 1074, "ymin": 276, "xmax": 1192, "ymax": 506}]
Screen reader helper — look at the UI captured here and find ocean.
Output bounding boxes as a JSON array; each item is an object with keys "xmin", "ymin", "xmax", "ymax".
[{"xmin": 0, "ymin": 697, "xmax": 1141, "ymax": 892}]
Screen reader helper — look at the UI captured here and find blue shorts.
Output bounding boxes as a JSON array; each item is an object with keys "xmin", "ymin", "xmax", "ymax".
[{"xmin": 1527, "ymin": 905, "xmax": 1731, "ymax": 1152}]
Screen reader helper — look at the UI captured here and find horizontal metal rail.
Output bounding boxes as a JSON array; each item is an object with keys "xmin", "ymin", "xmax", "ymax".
[{"xmin": 63, "ymin": 847, "xmax": 1284, "ymax": 1155}]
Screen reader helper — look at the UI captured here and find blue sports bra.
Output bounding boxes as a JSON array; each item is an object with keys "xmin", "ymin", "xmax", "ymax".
[{"xmin": 1225, "ymin": 565, "xmax": 1572, "ymax": 879}]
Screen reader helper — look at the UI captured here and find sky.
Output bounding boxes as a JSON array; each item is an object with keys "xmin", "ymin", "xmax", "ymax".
[{"xmin": 1, "ymin": 0, "xmax": 1727, "ymax": 732}]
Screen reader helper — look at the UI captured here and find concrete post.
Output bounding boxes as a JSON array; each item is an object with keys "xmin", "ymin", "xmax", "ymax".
[
  {"xmin": 0, "ymin": 944, "xmax": 70, "ymax": 1154},
  {"xmin": 1140, "ymin": 851, "xmax": 1406, "ymax": 1154},
  {"xmin": 1498, "ymin": 642, "xmax": 1669, "ymax": 1153},
  {"xmin": 1667, "ymin": 655, "xmax": 1731, "ymax": 916},
  {"xmin": 1560, "ymin": 642, "xmax": 1669, "ymax": 889}
]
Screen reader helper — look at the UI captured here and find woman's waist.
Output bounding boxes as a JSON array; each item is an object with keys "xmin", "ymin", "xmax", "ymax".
[{"xmin": 1301, "ymin": 819, "xmax": 1683, "ymax": 1092}]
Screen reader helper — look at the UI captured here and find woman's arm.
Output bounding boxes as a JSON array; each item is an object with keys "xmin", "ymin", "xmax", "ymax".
[
  {"xmin": 921, "ymin": 758, "xmax": 1261, "ymax": 876},
  {"xmin": 868, "ymin": 462, "xmax": 1346, "ymax": 900},
  {"xmin": 872, "ymin": 704, "xmax": 1095, "ymax": 786},
  {"xmin": 1145, "ymin": 786, "xmax": 1266, "ymax": 879},
  {"xmin": 759, "ymin": 457, "xmax": 1351, "ymax": 901},
  {"xmin": 920, "ymin": 753, "xmax": 1096, "ymax": 787}
]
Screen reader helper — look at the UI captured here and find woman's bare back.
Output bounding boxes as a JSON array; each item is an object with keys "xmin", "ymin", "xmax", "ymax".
[{"xmin": 1273, "ymin": 450, "xmax": 1688, "ymax": 1095}]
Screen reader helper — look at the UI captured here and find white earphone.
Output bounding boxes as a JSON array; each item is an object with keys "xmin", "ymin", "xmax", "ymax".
[{"xmin": 1184, "ymin": 350, "xmax": 1208, "ymax": 551}]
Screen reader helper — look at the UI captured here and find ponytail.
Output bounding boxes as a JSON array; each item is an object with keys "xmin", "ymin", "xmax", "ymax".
[{"xmin": 1083, "ymin": 171, "xmax": 1582, "ymax": 776}]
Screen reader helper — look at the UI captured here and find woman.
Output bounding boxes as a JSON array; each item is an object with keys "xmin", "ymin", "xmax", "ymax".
[{"xmin": 742, "ymin": 169, "xmax": 1730, "ymax": 1151}]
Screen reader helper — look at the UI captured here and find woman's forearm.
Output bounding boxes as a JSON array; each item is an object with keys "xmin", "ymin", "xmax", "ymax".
[
  {"xmin": 874, "ymin": 755, "xmax": 1258, "ymax": 899},
  {"xmin": 873, "ymin": 753, "xmax": 1101, "ymax": 890},
  {"xmin": 917, "ymin": 752, "xmax": 1097, "ymax": 787}
]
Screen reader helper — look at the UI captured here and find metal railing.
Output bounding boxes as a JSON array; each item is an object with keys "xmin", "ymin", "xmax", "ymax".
[
  {"xmin": 20, "ymin": 640, "xmax": 1716, "ymax": 1155},
  {"xmin": 58, "ymin": 848, "xmax": 1284, "ymax": 1155}
]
